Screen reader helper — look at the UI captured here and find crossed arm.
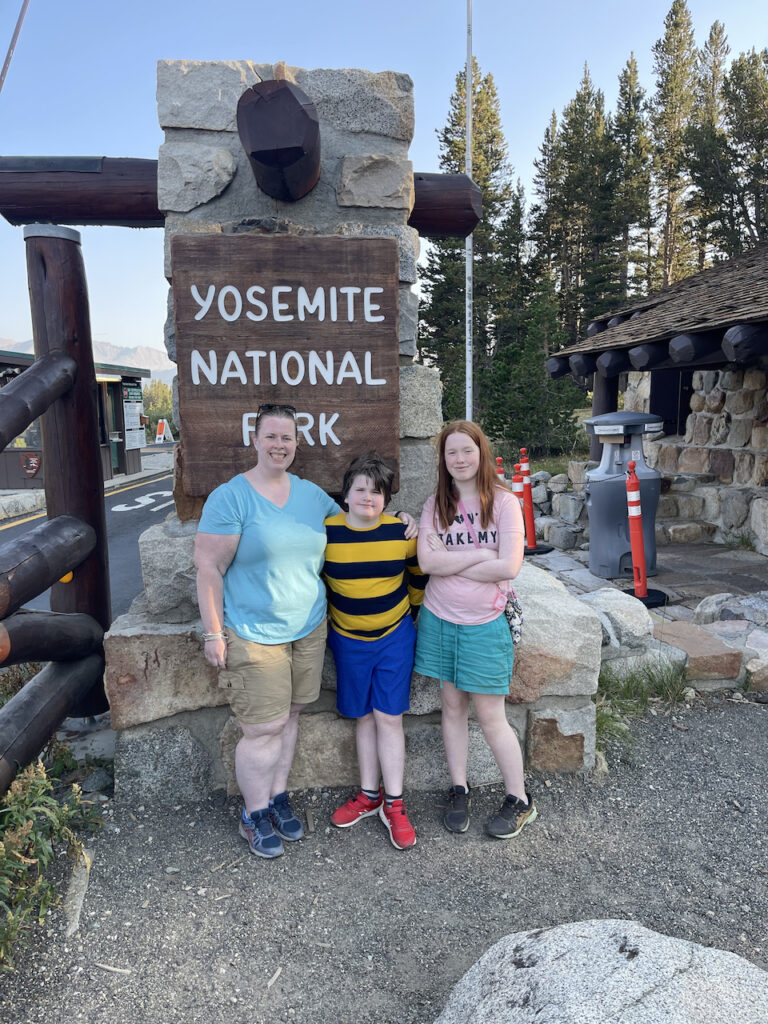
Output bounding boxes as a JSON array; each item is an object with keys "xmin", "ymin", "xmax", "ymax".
[{"xmin": 416, "ymin": 525, "xmax": 523, "ymax": 582}]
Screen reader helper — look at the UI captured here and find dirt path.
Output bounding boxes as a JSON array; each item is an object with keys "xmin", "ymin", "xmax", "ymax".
[{"xmin": 2, "ymin": 696, "xmax": 766, "ymax": 1024}]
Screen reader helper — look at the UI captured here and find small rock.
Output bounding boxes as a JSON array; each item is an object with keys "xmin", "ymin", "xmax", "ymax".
[
  {"xmin": 165, "ymin": 866, "xmax": 181, "ymax": 874},
  {"xmin": 683, "ymin": 687, "xmax": 697, "ymax": 702},
  {"xmin": 80, "ymin": 767, "xmax": 114, "ymax": 793}
]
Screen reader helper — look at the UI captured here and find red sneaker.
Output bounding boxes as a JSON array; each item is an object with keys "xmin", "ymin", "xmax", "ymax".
[
  {"xmin": 378, "ymin": 800, "xmax": 416, "ymax": 850},
  {"xmin": 331, "ymin": 789, "xmax": 383, "ymax": 828}
]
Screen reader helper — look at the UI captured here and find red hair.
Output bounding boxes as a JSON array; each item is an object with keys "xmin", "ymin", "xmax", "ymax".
[{"xmin": 433, "ymin": 420, "xmax": 508, "ymax": 531}]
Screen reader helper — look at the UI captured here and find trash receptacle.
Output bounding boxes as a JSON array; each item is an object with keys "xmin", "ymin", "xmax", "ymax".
[{"xmin": 583, "ymin": 411, "xmax": 662, "ymax": 579}]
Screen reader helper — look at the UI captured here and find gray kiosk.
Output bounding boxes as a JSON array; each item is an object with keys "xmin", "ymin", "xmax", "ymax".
[{"xmin": 583, "ymin": 411, "xmax": 663, "ymax": 579}]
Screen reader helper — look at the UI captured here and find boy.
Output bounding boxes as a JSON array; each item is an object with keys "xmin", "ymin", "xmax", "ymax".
[{"xmin": 323, "ymin": 453, "xmax": 426, "ymax": 849}]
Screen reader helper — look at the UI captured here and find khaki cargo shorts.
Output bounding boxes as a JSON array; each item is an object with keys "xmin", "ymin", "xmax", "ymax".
[{"xmin": 218, "ymin": 619, "xmax": 327, "ymax": 725}]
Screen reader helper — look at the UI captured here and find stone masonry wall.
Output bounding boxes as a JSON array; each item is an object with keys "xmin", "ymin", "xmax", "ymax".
[{"xmin": 619, "ymin": 369, "xmax": 768, "ymax": 554}]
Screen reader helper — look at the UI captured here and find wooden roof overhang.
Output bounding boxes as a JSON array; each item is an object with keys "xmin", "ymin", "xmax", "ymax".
[{"xmin": 546, "ymin": 242, "xmax": 768, "ymax": 380}]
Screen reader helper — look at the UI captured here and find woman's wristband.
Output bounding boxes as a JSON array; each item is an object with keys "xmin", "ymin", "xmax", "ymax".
[{"xmin": 202, "ymin": 631, "xmax": 226, "ymax": 642}]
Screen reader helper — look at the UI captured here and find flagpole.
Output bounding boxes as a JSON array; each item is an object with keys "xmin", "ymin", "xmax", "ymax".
[
  {"xmin": 465, "ymin": 0, "xmax": 473, "ymax": 421},
  {"xmin": 0, "ymin": 0, "xmax": 31, "ymax": 97}
]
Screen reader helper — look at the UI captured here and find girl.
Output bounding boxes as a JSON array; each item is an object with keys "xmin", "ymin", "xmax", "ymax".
[{"xmin": 414, "ymin": 420, "xmax": 537, "ymax": 839}]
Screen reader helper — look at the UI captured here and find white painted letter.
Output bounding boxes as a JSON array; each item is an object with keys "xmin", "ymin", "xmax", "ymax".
[
  {"xmin": 319, "ymin": 413, "xmax": 341, "ymax": 446},
  {"xmin": 364, "ymin": 352, "xmax": 386, "ymax": 385},
  {"xmin": 190, "ymin": 349, "xmax": 217, "ymax": 385},
  {"xmin": 281, "ymin": 351, "xmax": 305, "ymax": 386},
  {"xmin": 218, "ymin": 285, "xmax": 242, "ymax": 322},
  {"xmin": 220, "ymin": 351, "xmax": 247, "ymax": 384},
  {"xmin": 336, "ymin": 351, "xmax": 363, "ymax": 385},
  {"xmin": 242, "ymin": 413, "xmax": 258, "ymax": 446},
  {"xmin": 308, "ymin": 350, "xmax": 334, "ymax": 386},
  {"xmin": 297, "ymin": 286, "xmax": 325, "ymax": 321},
  {"xmin": 339, "ymin": 286, "xmax": 361, "ymax": 321},
  {"xmin": 295, "ymin": 412, "xmax": 315, "ymax": 446},
  {"xmin": 244, "ymin": 351, "xmax": 267, "ymax": 384},
  {"xmin": 364, "ymin": 287, "xmax": 385, "ymax": 322},
  {"xmin": 329, "ymin": 286, "xmax": 338, "ymax": 322},
  {"xmin": 191, "ymin": 285, "xmax": 215, "ymax": 321},
  {"xmin": 269, "ymin": 351, "xmax": 278, "ymax": 385},
  {"xmin": 272, "ymin": 285, "xmax": 294, "ymax": 321},
  {"xmin": 246, "ymin": 285, "xmax": 268, "ymax": 321}
]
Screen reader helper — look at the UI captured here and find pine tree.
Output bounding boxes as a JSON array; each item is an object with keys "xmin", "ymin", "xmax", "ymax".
[
  {"xmin": 610, "ymin": 55, "xmax": 652, "ymax": 297},
  {"xmin": 419, "ymin": 58, "xmax": 514, "ymax": 422},
  {"xmin": 484, "ymin": 276, "xmax": 584, "ymax": 457},
  {"xmin": 722, "ymin": 48, "xmax": 768, "ymax": 245},
  {"xmin": 650, "ymin": 0, "xmax": 698, "ymax": 286},
  {"xmin": 685, "ymin": 21, "xmax": 733, "ymax": 264}
]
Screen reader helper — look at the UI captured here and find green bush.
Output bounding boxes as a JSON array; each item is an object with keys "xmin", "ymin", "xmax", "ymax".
[
  {"xmin": 0, "ymin": 760, "xmax": 99, "ymax": 970},
  {"xmin": 594, "ymin": 660, "xmax": 688, "ymax": 750}
]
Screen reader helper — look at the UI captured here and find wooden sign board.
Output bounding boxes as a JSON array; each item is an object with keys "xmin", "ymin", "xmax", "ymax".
[{"xmin": 172, "ymin": 235, "xmax": 400, "ymax": 497}]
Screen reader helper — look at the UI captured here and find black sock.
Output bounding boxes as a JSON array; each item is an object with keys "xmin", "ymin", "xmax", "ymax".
[
  {"xmin": 384, "ymin": 792, "xmax": 402, "ymax": 805},
  {"xmin": 362, "ymin": 788, "xmax": 379, "ymax": 800}
]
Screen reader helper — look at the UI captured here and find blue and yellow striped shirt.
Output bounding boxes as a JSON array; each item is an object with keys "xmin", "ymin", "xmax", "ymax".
[{"xmin": 323, "ymin": 512, "xmax": 427, "ymax": 641}]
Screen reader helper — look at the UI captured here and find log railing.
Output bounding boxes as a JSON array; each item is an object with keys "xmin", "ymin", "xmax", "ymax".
[{"xmin": 0, "ymin": 225, "xmax": 109, "ymax": 795}]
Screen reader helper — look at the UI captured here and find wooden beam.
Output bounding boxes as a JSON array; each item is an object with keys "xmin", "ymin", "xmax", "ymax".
[
  {"xmin": 236, "ymin": 80, "xmax": 321, "ymax": 202},
  {"xmin": 545, "ymin": 355, "xmax": 571, "ymax": 379},
  {"xmin": 628, "ymin": 342, "xmax": 669, "ymax": 371},
  {"xmin": 0, "ymin": 515, "xmax": 96, "ymax": 619},
  {"xmin": 0, "ymin": 156, "xmax": 163, "ymax": 226},
  {"xmin": 0, "ymin": 655, "xmax": 104, "ymax": 796},
  {"xmin": 0, "ymin": 610, "xmax": 103, "ymax": 666},
  {"xmin": 0, "ymin": 351, "xmax": 77, "ymax": 452},
  {"xmin": 668, "ymin": 331, "xmax": 723, "ymax": 363},
  {"xmin": 0, "ymin": 157, "xmax": 482, "ymax": 239},
  {"xmin": 589, "ymin": 373, "xmax": 619, "ymax": 461},
  {"xmin": 569, "ymin": 353, "xmax": 598, "ymax": 377},
  {"xmin": 722, "ymin": 323, "xmax": 768, "ymax": 363},
  {"xmin": 596, "ymin": 349, "xmax": 631, "ymax": 378},
  {"xmin": 409, "ymin": 173, "xmax": 481, "ymax": 238}
]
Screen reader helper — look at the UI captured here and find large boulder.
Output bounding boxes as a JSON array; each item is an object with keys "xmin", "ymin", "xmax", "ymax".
[
  {"xmin": 433, "ymin": 919, "xmax": 768, "ymax": 1024},
  {"xmin": 510, "ymin": 563, "xmax": 602, "ymax": 703}
]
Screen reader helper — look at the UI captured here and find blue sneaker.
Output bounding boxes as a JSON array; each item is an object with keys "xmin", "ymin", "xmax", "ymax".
[
  {"xmin": 239, "ymin": 808, "xmax": 283, "ymax": 858},
  {"xmin": 269, "ymin": 791, "xmax": 304, "ymax": 841}
]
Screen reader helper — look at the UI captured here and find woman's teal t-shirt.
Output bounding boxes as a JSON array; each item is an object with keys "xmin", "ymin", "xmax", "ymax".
[{"xmin": 199, "ymin": 474, "xmax": 339, "ymax": 644}]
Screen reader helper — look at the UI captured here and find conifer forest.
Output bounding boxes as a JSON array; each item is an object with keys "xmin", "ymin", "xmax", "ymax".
[{"xmin": 418, "ymin": 0, "xmax": 768, "ymax": 457}]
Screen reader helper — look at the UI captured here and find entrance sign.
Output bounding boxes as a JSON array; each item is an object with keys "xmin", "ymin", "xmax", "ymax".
[
  {"xmin": 172, "ymin": 235, "xmax": 400, "ymax": 496},
  {"xmin": 122, "ymin": 384, "xmax": 146, "ymax": 450}
]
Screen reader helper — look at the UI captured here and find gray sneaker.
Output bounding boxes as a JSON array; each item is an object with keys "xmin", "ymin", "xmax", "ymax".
[
  {"xmin": 485, "ymin": 793, "xmax": 537, "ymax": 839},
  {"xmin": 443, "ymin": 785, "xmax": 471, "ymax": 833},
  {"xmin": 239, "ymin": 808, "xmax": 284, "ymax": 858}
]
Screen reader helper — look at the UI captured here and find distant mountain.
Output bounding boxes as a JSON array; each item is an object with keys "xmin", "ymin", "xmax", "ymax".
[{"xmin": 0, "ymin": 337, "xmax": 175, "ymax": 385}]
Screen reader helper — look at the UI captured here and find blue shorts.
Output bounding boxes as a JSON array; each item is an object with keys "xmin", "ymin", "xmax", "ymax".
[
  {"xmin": 328, "ymin": 615, "xmax": 416, "ymax": 718},
  {"xmin": 414, "ymin": 605, "xmax": 514, "ymax": 694}
]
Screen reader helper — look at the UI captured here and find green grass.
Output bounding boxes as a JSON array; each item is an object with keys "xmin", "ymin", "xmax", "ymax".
[
  {"xmin": 594, "ymin": 659, "xmax": 689, "ymax": 751},
  {"xmin": 724, "ymin": 532, "xmax": 756, "ymax": 551}
]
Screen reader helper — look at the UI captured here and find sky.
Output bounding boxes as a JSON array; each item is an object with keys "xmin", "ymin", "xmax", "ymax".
[{"xmin": 0, "ymin": 0, "xmax": 764, "ymax": 355}]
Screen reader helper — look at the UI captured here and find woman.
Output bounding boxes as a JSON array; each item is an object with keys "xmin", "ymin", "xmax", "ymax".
[
  {"xmin": 414, "ymin": 420, "xmax": 537, "ymax": 840},
  {"xmin": 195, "ymin": 405, "xmax": 414, "ymax": 859}
]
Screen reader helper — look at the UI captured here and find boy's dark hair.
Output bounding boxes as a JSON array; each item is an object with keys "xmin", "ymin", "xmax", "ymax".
[{"xmin": 341, "ymin": 452, "xmax": 395, "ymax": 507}]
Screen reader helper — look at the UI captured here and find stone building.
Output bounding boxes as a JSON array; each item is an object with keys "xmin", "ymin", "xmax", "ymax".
[{"xmin": 546, "ymin": 243, "xmax": 768, "ymax": 554}]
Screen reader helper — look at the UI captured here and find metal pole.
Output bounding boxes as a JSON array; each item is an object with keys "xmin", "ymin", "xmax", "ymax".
[
  {"xmin": 465, "ymin": 0, "xmax": 473, "ymax": 421},
  {"xmin": 0, "ymin": 0, "xmax": 31, "ymax": 97}
]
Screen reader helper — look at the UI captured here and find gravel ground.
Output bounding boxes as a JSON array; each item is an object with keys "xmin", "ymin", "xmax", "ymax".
[{"xmin": 2, "ymin": 695, "xmax": 767, "ymax": 1024}]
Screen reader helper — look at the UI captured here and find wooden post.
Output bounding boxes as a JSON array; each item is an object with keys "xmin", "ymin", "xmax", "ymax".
[
  {"xmin": 589, "ymin": 373, "xmax": 619, "ymax": 462},
  {"xmin": 0, "ymin": 515, "xmax": 96, "ymax": 619},
  {"xmin": 0, "ymin": 610, "xmax": 103, "ymax": 666},
  {"xmin": 0, "ymin": 655, "xmax": 105, "ymax": 795},
  {"xmin": 24, "ymin": 225, "xmax": 110, "ymax": 715},
  {"xmin": 0, "ymin": 351, "xmax": 77, "ymax": 450}
]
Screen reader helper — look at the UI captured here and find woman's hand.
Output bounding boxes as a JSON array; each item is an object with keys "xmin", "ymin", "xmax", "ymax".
[
  {"xmin": 397, "ymin": 511, "xmax": 418, "ymax": 540},
  {"xmin": 203, "ymin": 636, "xmax": 227, "ymax": 669}
]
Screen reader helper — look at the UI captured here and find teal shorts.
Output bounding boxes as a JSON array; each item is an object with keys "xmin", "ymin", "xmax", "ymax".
[{"xmin": 414, "ymin": 605, "xmax": 514, "ymax": 694}]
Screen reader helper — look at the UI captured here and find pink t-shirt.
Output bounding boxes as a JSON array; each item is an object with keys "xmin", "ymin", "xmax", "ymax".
[{"xmin": 419, "ymin": 489, "xmax": 524, "ymax": 625}]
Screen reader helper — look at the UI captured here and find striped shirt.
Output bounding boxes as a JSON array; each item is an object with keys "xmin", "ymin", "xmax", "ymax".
[{"xmin": 323, "ymin": 513, "xmax": 427, "ymax": 640}]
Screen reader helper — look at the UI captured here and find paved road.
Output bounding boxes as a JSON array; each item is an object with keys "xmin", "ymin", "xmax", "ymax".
[{"xmin": 0, "ymin": 473, "xmax": 174, "ymax": 618}]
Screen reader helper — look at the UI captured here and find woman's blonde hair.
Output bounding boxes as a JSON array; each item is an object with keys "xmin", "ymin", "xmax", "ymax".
[{"xmin": 433, "ymin": 420, "xmax": 507, "ymax": 531}]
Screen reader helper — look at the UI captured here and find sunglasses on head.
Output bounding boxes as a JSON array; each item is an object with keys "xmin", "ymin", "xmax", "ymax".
[{"xmin": 256, "ymin": 403, "xmax": 296, "ymax": 417}]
